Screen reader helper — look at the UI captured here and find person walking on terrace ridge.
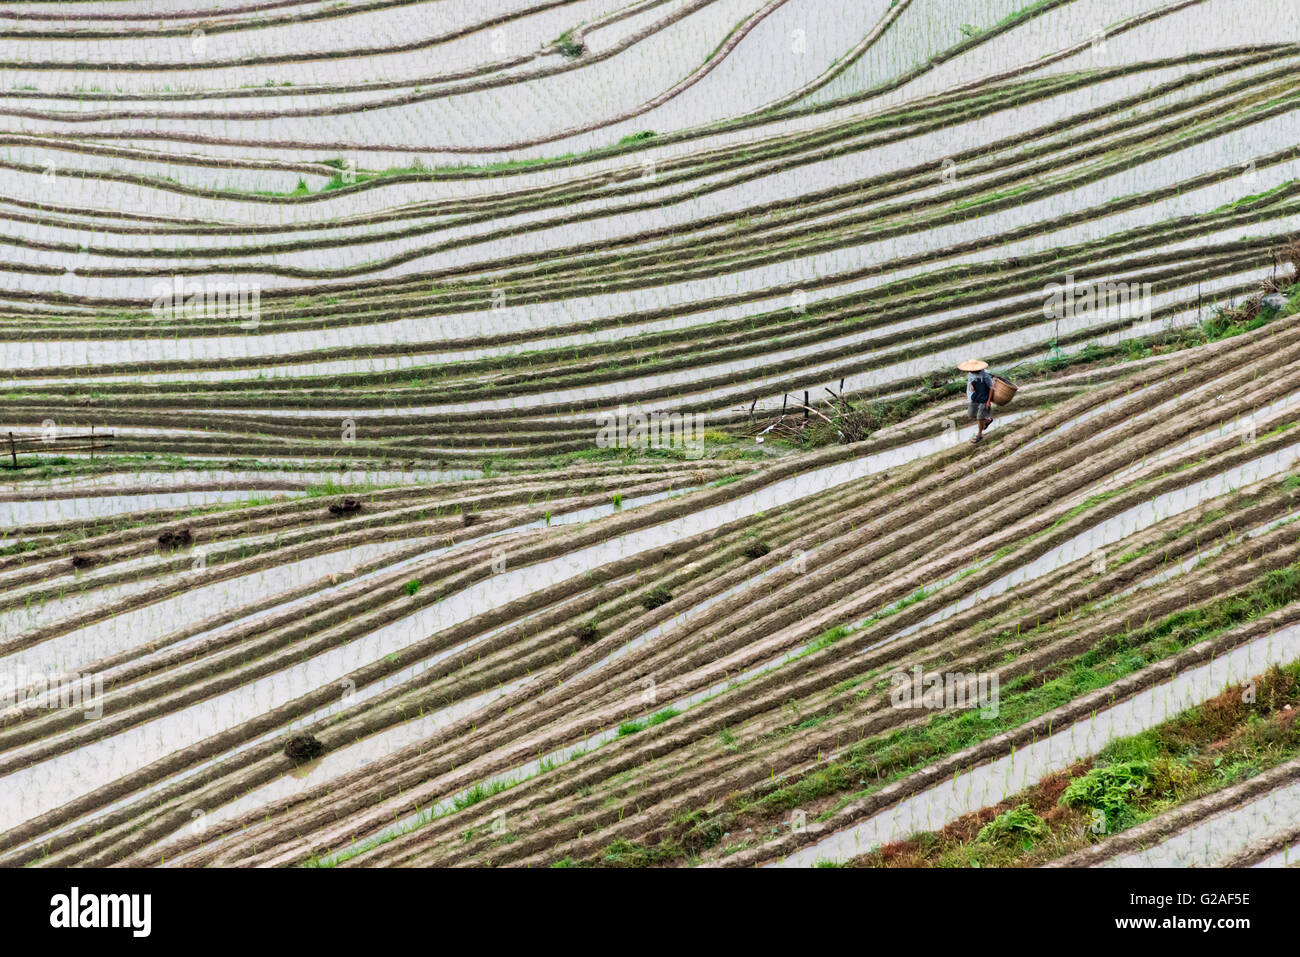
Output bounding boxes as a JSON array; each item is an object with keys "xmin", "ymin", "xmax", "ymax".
[{"xmin": 959, "ymin": 358, "xmax": 994, "ymax": 444}]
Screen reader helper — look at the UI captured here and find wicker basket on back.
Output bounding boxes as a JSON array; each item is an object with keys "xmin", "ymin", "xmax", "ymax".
[{"xmin": 990, "ymin": 375, "xmax": 1018, "ymax": 406}]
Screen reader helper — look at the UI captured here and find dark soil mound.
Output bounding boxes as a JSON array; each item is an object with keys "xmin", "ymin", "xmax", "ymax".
[
  {"xmin": 641, "ymin": 585, "xmax": 673, "ymax": 610},
  {"xmin": 70, "ymin": 552, "xmax": 104, "ymax": 569},
  {"xmin": 328, "ymin": 497, "xmax": 363, "ymax": 516},
  {"xmin": 157, "ymin": 528, "xmax": 193, "ymax": 549},
  {"xmin": 742, "ymin": 540, "xmax": 771, "ymax": 559},
  {"xmin": 283, "ymin": 733, "xmax": 327, "ymax": 764}
]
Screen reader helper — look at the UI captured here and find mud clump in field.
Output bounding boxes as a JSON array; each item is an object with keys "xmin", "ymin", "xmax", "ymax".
[
  {"xmin": 641, "ymin": 585, "xmax": 673, "ymax": 610},
  {"xmin": 157, "ymin": 527, "xmax": 194, "ymax": 549},
  {"xmin": 742, "ymin": 540, "xmax": 770, "ymax": 560},
  {"xmin": 575, "ymin": 621, "xmax": 601, "ymax": 644},
  {"xmin": 462, "ymin": 511, "xmax": 478, "ymax": 526},
  {"xmin": 70, "ymin": 552, "xmax": 104, "ymax": 570},
  {"xmin": 328, "ymin": 497, "xmax": 363, "ymax": 516},
  {"xmin": 283, "ymin": 734, "xmax": 327, "ymax": 764}
]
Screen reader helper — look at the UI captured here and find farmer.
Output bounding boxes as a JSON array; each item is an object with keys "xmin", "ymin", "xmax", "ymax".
[{"xmin": 958, "ymin": 359, "xmax": 995, "ymax": 444}]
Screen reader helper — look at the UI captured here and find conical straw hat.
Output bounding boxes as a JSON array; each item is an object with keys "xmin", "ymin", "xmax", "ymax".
[{"xmin": 957, "ymin": 359, "xmax": 989, "ymax": 372}]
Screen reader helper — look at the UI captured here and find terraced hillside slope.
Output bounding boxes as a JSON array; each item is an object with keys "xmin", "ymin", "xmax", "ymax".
[{"xmin": 1, "ymin": 0, "xmax": 1298, "ymax": 869}]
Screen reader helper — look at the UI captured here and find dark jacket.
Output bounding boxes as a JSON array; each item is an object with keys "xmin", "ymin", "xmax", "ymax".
[{"xmin": 968, "ymin": 370, "xmax": 993, "ymax": 404}]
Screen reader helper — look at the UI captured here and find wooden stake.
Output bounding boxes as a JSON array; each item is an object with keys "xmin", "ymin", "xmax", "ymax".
[{"xmin": 8, "ymin": 432, "xmax": 15, "ymax": 468}]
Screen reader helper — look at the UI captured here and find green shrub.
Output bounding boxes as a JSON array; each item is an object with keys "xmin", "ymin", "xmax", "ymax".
[
  {"xmin": 1146, "ymin": 758, "xmax": 1199, "ymax": 798},
  {"xmin": 1060, "ymin": 761, "xmax": 1151, "ymax": 829},
  {"xmin": 647, "ymin": 707, "xmax": 680, "ymax": 726},
  {"xmin": 556, "ymin": 31, "xmax": 584, "ymax": 58},
  {"xmin": 976, "ymin": 803, "xmax": 1049, "ymax": 848}
]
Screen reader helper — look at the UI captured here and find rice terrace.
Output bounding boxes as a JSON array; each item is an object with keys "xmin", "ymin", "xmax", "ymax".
[{"xmin": 2, "ymin": 0, "xmax": 1300, "ymax": 893}]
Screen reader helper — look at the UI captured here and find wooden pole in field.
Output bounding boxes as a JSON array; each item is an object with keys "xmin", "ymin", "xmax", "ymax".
[
  {"xmin": 8, "ymin": 432, "xmax": 15, "ymax": 468},
  {"xmin": 803, "ymin": 391, "xmax": 809, "ymax": 421}
]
